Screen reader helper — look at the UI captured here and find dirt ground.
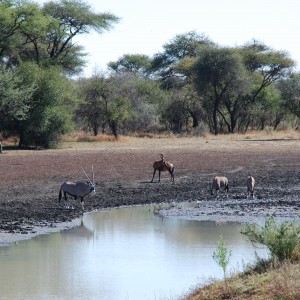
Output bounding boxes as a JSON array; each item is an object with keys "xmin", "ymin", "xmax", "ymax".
[{"xmin": 0, "ymin": 135, "xmax": 299, "ymax": 244}]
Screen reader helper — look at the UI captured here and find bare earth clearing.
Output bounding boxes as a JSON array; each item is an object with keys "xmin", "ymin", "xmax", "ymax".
[{"xmin": 0, "ymin": 135, "xmax": 299, "ymax": 245}]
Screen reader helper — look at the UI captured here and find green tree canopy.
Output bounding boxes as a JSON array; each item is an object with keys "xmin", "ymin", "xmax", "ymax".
[
  {"xmin": 0, "ymin": 0, "xmax": 119, "ymax": 74},
  {"xmin": 76, "ymin": 74, "xmax": 109, "ymax": 136},
  {"xmin": 175, "ymin": 41, "xmax": 296, "ymax": 134},
  {"xmin": 277, "ymin": 74, "xmax": 300, "ymax": 119},
  {"xmin": 76, "ymin": 72, "xmax": 168, "ymax": 136},
  {"xmin": 108, "ymin": 54, "xmax": 152, "ymax": 77},
  {"xmin": 0, "ymin": 0, "xmax": 119, "ymax": 147},
  {"xmin": 150, "ymin": 31, "xmax": 214, "ymax": 88},
  {"xmin": 76, "ymin": 73, "xmax": 134, "ymax": 139},
  {"xmin": 15, "ymin": 63, "xmax": 74, "ymax": 148},
  {"xmin": 0, "ymin": 66, "xmax": 35, "ymax": 135},
  {"xmin": 190, "ymin": 45, "xmax": 250, "ymax": 134}
]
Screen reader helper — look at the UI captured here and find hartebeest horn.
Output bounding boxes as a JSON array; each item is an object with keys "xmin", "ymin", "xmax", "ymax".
[{"xmin": 151, "ymin": 155, "xmax": 174, "ymax": 183}]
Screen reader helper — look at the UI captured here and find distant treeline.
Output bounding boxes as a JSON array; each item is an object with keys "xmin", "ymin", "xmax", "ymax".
[{"xmin": 0, "ymin": 1, "xmax": 299, "ymax": 148}]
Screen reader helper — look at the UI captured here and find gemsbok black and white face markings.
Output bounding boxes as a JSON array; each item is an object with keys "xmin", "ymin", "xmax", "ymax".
[
  {"xmin": 210, "ymin": 176, "xmax": 229, "ymax": 198},
  {"xmin": 59, "ymin": 167, "xmax": 96, "ymax": 209},
  {"xmin": 246, "ymin": 175, "xmax": 255, "ymax": 198},
  {"xmin": 151, "ymin": 155, "xmax": 175, "ymax": 183}
]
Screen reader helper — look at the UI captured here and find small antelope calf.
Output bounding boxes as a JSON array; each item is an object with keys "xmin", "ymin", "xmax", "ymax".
[
  {"xmin": 151, "ymin": 154, "xmax": 174, "ymax": 183},
  {"xmin": 210, "ymin": 176, "xmax": 229, "ymax": 198},
  {"xmin": 246, "ymin": 175, "xmax": 255, "ymax": 198}
]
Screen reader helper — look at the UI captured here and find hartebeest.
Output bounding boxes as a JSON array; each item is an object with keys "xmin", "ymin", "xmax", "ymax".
[
  {"xmin": 151, "ymin": 154, "xmax": 174, "ymax": 183},
  {"xmin": 210, "ymin": 176, "xmax": 229, "ymax": 197}
]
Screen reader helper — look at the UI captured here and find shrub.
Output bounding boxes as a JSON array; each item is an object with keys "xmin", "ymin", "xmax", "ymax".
[
  {"xmin": 241, "ymin": 217, "xmax": 300, "ymax": 261},
  {"xmin": 213, "ymin": 235, "xmax": 232, "ymax": 279}
]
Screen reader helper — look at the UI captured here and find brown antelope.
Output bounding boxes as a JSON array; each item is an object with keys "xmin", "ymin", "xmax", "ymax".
[
  {"xmin": 151, "ymin": 154, "xmax": 174, "ymax": 183},
  {"xmin": 59, "ymin": 167, "xmax": 96, "ymax": 209},
  {"xmin": 246, "ymin": 175, "xmax": 255, "ymax": 198},
  {"xmin": 210, "ymin": 176, "xmax": 229, "ymax": 198}
]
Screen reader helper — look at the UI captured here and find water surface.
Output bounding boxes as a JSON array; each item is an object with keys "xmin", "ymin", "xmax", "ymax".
[{"xmin": 0, "ymin": 205, "xmax": 267, "ymax": 300}]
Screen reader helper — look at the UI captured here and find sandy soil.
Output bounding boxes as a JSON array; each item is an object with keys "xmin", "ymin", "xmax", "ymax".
[{"xmin": 0, "ymin": 136, "xmax": 299, "ymax": 245}]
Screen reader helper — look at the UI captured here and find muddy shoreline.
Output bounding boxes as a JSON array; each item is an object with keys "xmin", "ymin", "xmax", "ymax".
[
  {"xmin": 158, "ymin": 196, "xmax": 300, "ymax": 225},
  {"xmin": 0, "ymin": 137, "xmax": 299, "ymax": 246}
]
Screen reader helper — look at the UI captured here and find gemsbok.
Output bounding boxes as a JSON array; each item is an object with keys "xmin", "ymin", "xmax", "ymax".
[
  {"xmin": 210, "ymin": 176, "xmax": 229, "ymax": 198},
  {"xmin": 59, "ymin": 167, "xmax": 96, "ymax": 209},
  {"xmin": 246, "ymin": 175, "xmax": 255, "ymax": 198},
  {"xmin": 151, "ymin": 154, "xmax": 174, "ymax": 183}
]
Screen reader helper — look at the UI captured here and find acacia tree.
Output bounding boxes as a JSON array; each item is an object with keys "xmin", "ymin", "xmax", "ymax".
[
  {"xmin": 176, "ymin": 41, "xmax": 295, "ymax": 134},
  {"xmin": 0, "ymin": 66, "xmax": 35, "ymax": 136},
  {"xmin": 15, "ymin": 63, "xmax": 74, "ymax": 148},
  {"xmin": 189, "ymin": 46, "xmax": 250, "ymax": 134},
  {"xmin": 151, "ymin": 31, "xmax": 214, "ymax": 85},
  {"xmin": 112, "ymin": 73, "xmax": 169, "ymax": 133},
  {"xmin": 42, "ymin": 0, "xmax": 119, "ymax": 73},
  {"xmin": 233, "ymin": 41, "xmax": 295, "ymax": 131},
  {"xmin": 76, "ymin": 72, "xmax": 170, "ymax": 136},
  {"xmin": 277, "ymin": 73, "xmax": 300, "ymax": 119},
  {"xmin": 0, "ymin": 0, "xmax": 119, "ymax": 74},
  {"xmin": 240, "ymin": 41, "xmax": 294, "ymax": 97},
  {"xmin": 108, "ymin": 54, "xmax": 152, "ymax": 78},
  {"xmin": 160, "ymin": 90, "xmax": 190, "ymax": 132},
  {"xmin": 250, "ymin": 86, "xmax": 287, "ymax": 130},
  {"xmin": 76, "ymin": 73, "xmax": 134, "ymax": 139},
  {"xmin": 0, "ymin": 0, "xmax": 119, "ymax": 147},
  {"xmin": 150, "ymin": 31, "xmax": 213, "ymax": 130},
  {"xmin": 76, "ymin": 74, "xmax": 109, "ymax": 136}
]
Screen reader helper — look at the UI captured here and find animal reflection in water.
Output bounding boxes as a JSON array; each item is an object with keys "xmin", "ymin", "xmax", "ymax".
[
  {"xmin": 59, "ymin": 167, "xmax": 96, "ymax": 209},
  {"xmin": 151, "ymin": 154, "xmax": 175, "ymax": 183},
  {"xmin": 63, "ymin": 219, "xmax": 95, "ymax": 241}
]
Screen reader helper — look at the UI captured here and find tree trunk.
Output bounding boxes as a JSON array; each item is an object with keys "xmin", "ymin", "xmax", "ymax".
[
  {"xmin": 273, "ymin": 115, "xmax": 282, "ymax": 130},
  {"xmin": 212, "ymin": 107, "xmax": 218, "ymax": 135},
  {"xmin": 93, "ymin": 125, "xmax": 98, "ymax": 136},
  {"xmin": 109, "ymin": 121, "xmax": 118, "ymax": 139},
  {"xmin": 218, "ymin": 109, "xmax": 232, "ymax": 133},
  {"xmin": 230, "ymin": 117, "xmax": 237, "ymax": 133},
  {"xmin": 18, "ymin": 131, "xmax": 25, "ymax": 148},
  {"xmin": 189, "ymin": 111, "xmax": 199, "ymax": 128}
]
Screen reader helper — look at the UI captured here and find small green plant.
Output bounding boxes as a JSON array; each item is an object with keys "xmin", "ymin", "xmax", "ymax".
[
  {"xmin": 213, "ymin": 235, "xmax": 232, "ymax": 279},
  {"xmin": 241, "ymin": 216, "xmax": 300, "ymax": 261}
]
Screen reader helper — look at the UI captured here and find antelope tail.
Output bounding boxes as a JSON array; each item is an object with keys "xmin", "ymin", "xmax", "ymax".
[{"xmin": 59, "ymin": 188, "xmax": 62, "ymax": 203}]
